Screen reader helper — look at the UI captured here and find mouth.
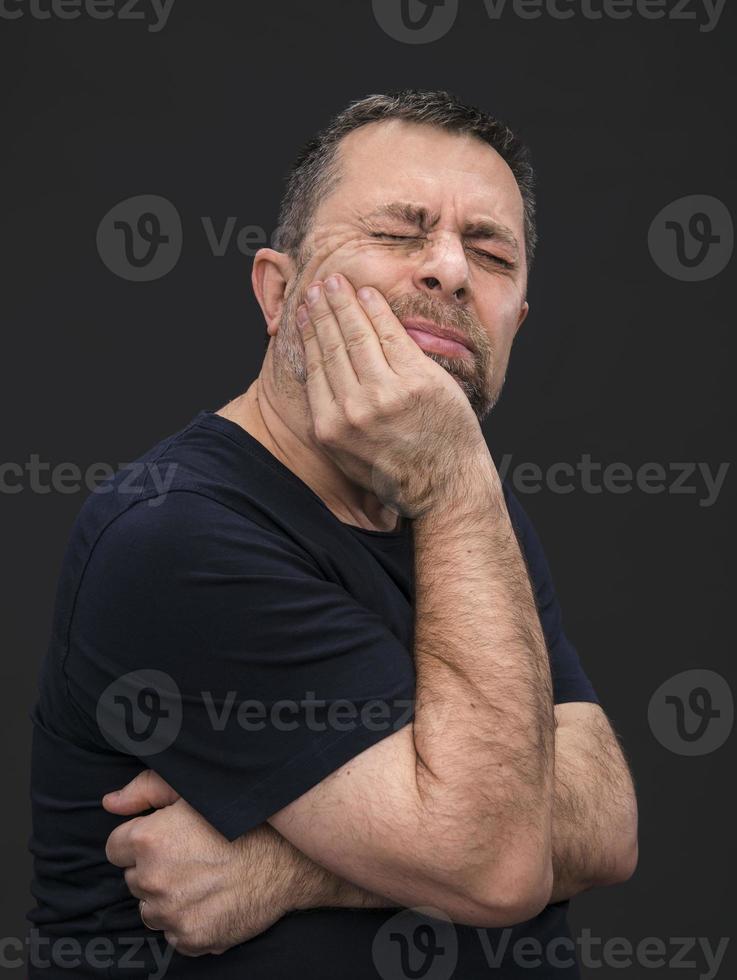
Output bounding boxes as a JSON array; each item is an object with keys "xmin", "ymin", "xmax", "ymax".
[{"xmin": 399, "ymin": 316, "xmax": 475, "ymax": 357}]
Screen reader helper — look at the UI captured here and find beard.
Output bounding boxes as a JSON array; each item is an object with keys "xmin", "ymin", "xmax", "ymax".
[{"xmin": 272, "ymin": 271, "xmax": 504, "ymax": 423}]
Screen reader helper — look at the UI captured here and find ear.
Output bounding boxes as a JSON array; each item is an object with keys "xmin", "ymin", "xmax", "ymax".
[
  {"xmin": 252, "ymin": 248, "xmax": 295, "ymax": 337},
  {"xmin": 515, "ymin": 300, "xmax": 530, "ymax": 335}
]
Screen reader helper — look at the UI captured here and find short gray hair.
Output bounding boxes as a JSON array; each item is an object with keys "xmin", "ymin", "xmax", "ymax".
[{"xmin": 273, "ymin": 89, "xmax": 537, "ymax": 270}]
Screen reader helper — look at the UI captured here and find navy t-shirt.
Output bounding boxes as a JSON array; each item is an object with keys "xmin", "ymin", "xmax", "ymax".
[{"xmin": 28, "ymin": 409, "xmax": 598, "ymax": 978}]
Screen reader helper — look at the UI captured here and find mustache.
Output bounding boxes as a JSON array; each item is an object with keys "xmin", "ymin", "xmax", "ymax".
[
  {"xmin": 289, "ymin": 279, "xmax": 487, "ymax": 358},
  {"xmin": 388, "ymin": 293, "xmax": 485, "ymax": 355}
]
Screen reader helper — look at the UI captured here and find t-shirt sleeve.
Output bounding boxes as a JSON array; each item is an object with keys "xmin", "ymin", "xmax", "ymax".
[
  {"xmin": 502, "ymin": 481, "xmax": 599, "ymax": 706},
  {"xmin": 64, "ymin": 491, "xmax": 416, "ymax": 841}
]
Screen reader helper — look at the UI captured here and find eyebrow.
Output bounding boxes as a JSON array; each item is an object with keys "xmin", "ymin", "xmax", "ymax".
[{"xmin": 361, "ymin": 201, "xmax": 520, "ymax": 257}]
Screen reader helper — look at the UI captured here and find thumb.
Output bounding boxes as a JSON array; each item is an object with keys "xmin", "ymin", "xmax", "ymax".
[{"xmin": 102, "ymin": 769, "xmax": 180, "ymax": 814}]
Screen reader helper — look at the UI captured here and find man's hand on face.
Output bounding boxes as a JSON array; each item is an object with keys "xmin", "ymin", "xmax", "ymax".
[
  {"xmin": 103, "ymin": 772, "xmax": 306, "ymax": 957},
  {"xmin": 296, "ymin": 274, "xmax": 490, "ymax": 519}
]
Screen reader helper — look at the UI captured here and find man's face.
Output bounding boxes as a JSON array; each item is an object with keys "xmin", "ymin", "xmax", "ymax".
[{"xmin": 274, "ymin": 119, "xmax": 530, "ymax": 422}]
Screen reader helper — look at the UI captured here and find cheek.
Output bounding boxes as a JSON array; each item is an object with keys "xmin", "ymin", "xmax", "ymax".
[
  {"xmin": 307, "ymin": 227, "xmax": 405, "ymax": 287},
  {"xmin": 478, "ymin": 284, "xmax": 524, "ymax": 347}
]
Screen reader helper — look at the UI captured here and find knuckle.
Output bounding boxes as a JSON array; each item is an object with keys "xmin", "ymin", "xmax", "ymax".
[
  {"xmin": 379, "ymin": 328, "xmax": 404, "ymax": 351},
  {"xmin": 136, "ymin": 870, "xmax": 160, "ymax": 896},
  {"xmin": 330, "ymin": 294, "xmax": 353, "ymax": 315},
  {"xmin": 342, "ymin": 398, "xmax": 370, "ymax": 429},
  {"xmin": 320, "ymin": 342, "xmax": 345, "ymax": 365},
  {"xmin": 312, "ymin": 415, "xmax": 340, "ymax": 446},
  {"xmin": 344, "ymin": 331, "xmax": 370, "ymax": 355},
  {"xmin": 165, "ymin": 931, "xmax": 199, "ymax": 957},
  {"xmin": 370, "ymin": 386, "xmax": 401, "ymax": 416},
  {"xmin": 403, "ymin": 378, "xmax": 429, "ymax": 404},
  {"xmin": 129, "ymin": 823, "xmax": 149, "ymax": 848},
  {"xmin": 310, "ymin": 307, "xmax": 333, "ymax": 327},
  {"xmin": 304, "ymin": 356, "xmax": 324, "ymax": 380},
  {"xmin": 104, "ymin": 836, "xmax": 117, "ymax": 865},
  {"xmin": 178, "ymin": 919, "xmax": 208, "ymax": 954}
]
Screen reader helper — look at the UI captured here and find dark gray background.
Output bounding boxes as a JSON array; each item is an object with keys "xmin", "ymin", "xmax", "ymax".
[{"xmin": 1, "ymin": 0, "xmax": 734, "ymax": 975}]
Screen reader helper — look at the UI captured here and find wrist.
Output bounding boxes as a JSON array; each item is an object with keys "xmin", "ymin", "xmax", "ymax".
[
  {"xmin": 418, "ymin": 445, "xmax": 505, "ymax": 526},
  {"xmin": 290, "ymin": 852, "xmax": 342, "ymax": 911}
]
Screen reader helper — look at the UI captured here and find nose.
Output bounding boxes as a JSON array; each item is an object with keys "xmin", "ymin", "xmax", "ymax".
[{"xmin": 412, "ymin": 231, "xmax": 470, "ymax": 304}]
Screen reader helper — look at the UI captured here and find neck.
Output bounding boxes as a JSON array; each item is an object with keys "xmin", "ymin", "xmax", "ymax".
[{"xmin": 216, "ymin": 349, "xmax": 403, "ymax": 533}]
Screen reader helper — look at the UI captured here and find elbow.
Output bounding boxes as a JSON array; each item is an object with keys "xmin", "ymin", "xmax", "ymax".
[
  {"xmin": 461, "ymin": 847, "xmax": 554, "ymax": 928},
  {"xmin": 602, "ymin": 802, "xmax": 640, "ymax": 887},
  {"xmin": 609, "ymin": 831, "xmax": 639, "ymax": 886}
]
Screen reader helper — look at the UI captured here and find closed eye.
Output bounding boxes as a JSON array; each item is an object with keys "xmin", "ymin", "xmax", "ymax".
[
  {"xmin": 471, "ymin": 248, "xmax": 513, "ymax": 269},
  {"xmin": 372, "ymin": 233, "xmax": 514, "ymax": 269},
  {"xmin": 371, "ymin": 233, "xmax": 419, "ymax": 241}
]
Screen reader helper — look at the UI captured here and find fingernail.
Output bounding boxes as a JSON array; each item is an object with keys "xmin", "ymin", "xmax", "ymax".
[
  {"xmin": 324, "ymin": 275, "xmax": 340, "ymax": 294},
  {"xmin": 296, "ymin": 305, "xmax": 309, "ymax": 328},
  {"xmin": 357, "ymin": 286, "xmax": 379, "ymax": 311},
  {"xmin": 306, "ymin": 284, "xmax": 321, "ymax": 305}
]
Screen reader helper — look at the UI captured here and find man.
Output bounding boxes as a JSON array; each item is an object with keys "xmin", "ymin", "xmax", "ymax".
[{"xmin": 28, "ymin": 89, "xmax": 638, "ymax": 978}]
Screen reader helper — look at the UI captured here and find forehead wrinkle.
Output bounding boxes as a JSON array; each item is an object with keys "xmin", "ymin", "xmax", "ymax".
[{"xmin": 362, "ymin": 201, "xmax": 440, "ymax": 232}]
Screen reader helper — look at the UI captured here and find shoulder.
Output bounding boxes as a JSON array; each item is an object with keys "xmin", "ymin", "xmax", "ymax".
[{"xmin": 84, "ymin": 487, "xmax": 320, "ymax": 593}]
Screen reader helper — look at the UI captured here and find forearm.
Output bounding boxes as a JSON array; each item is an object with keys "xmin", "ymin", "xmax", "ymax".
[
  {"xmin": 292, "ymin": 713, "xmax": 637, "ymax": 913},
  {"xmin": 292, "ymin": 747, "xmax": 638, "ymax": 914},
  {"xmin": 548, "ymin": 712, "xmax": 639, "ymax": 903},
  {"xmin": 409, "ymin": 450, "xmax": 555, "ymax": 896}
]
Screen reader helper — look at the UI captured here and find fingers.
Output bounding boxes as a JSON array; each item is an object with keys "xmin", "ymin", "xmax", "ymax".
[
  {"xmin": 300, "ymin": 279, "xmax": 360, "ymax": 402},
  {"xmin": 105, "ymin": 814, "xmax": 147, "ymax": 868},
  {"xmin": 297, "ymin": 288, "xmax": 336, "ymax": 423},
  {"xmin": 298, "ymin": 274, "xmax": 406, "ymax": 386},
  {"xmin": 318, "ymin": 275, "xmax": 395, "ymax": 384},
  {"xmin": 355, "ymin": 285, "xmax": 421, "ymax": 372},
  {"xmin": 102, "ymin": 769, "xmax": 180, "ymax": 815}
]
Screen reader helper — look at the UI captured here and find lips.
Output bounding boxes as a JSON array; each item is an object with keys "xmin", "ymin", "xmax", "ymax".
[{"xmin": 399, "ymin": 316, "xmax": 475, "ymax": 354}]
